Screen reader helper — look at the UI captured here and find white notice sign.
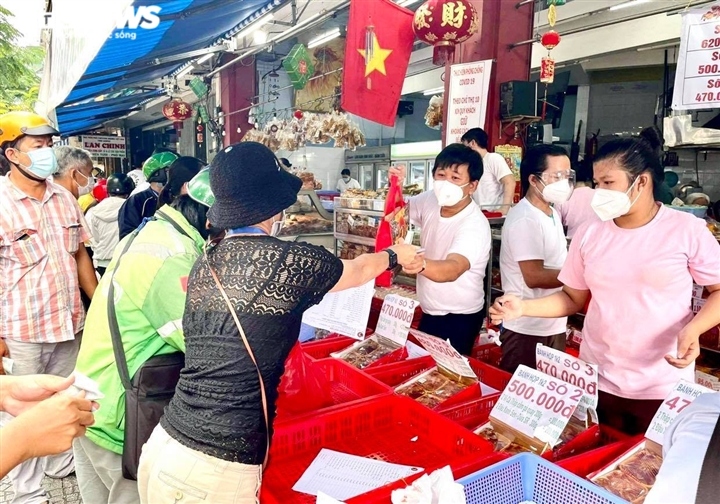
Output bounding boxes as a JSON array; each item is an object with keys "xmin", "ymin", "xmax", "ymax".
[
  {"xmin": 646, "ymin": 379, "xmax": 713, "ymax": 445},
  {"xmin": 445, "ymin": 60, "xmax": 493, "ymax": 144},
  {"xmin": 301, "ymin": 281, "xmax": 374, "ymax": 340},
  {"xmin": 374, "ymin": 294, "xmax": 416, "ymax": 347},
  {"xmin": 536, "ymin": 344, "xmax": 598, "ymax": 420},
  {"xmin": 411, "ymin": 330, "xmax": 477, "ymax": 380},
  {"xmin": 80, "ymin": 135, "xmax": 127, "ymax": 158},
  {"xmin": 490, "ymin": 365, "xmax": 583, "ymax": 447},
  {"xmin": 672, "ymin": 3, "xmax": 720, "ymax": 110}
]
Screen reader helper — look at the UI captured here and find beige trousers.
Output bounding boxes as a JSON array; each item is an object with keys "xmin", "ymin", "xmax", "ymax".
[{"xmin": 137, "ymin": 425, "xmax": 262, "ymax": 504}]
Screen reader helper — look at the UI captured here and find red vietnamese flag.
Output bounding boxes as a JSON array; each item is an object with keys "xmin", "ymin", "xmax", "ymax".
[{"xmin": 341, "ymin": 0, "xmax": 415, "ymax": 127}]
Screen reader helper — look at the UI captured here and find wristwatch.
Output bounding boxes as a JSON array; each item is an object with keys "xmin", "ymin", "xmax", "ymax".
[{"xmin": 384, "ymin": 249, "xmax": 398, "ymax": 271}]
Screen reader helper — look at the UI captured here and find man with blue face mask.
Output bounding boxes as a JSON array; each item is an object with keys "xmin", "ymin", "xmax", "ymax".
[{"xmin": 0, "ymin": 111, "xmax": 98, "ymax": 504}]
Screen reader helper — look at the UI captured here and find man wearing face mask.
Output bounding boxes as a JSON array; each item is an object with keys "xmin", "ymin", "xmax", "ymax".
[
  {"xmin": 337, "ymin": 168, "xmax": 361, "ymax": 192},
  {"xmin": 397, "ymin": 143, "xmax": 492, "ymax": 356},
  {"xmin": 498, "ymin": 145, "xmax": 574, "ymax": 373},
  {"xmin": 118, "ymin": 150, "xmax": 179, "ymax": 239},
  {"xmin": 52, "ymin": 146, "xmax": 96, "ymax": 199},
  {"xmin": 0, "ymin": 111, "xmax": 99, "ymax": 504}
]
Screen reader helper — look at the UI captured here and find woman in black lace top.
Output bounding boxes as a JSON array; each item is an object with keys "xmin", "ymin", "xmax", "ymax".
[{"xmin": 137, "ymin": 142, "xmax": 419, "ymax": 503}]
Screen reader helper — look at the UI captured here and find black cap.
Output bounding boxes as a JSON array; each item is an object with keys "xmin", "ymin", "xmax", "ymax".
[
  {"xmin": 208, "ymin": 142, "xmax": 302, "ymax": 229},
  {"xmin": 107, "ymin": 173, "xmax": 135, "ymax": 196}
]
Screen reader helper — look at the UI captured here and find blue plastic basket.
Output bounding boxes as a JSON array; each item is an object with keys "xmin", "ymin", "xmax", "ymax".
[{"xmin": 458, "ymin": 453, "xmax": 628, "ymax": 504}]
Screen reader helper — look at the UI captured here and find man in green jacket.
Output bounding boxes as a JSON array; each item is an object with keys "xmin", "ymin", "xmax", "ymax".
[{"xmin": 72, "ymin": 172, "xmax": 213, "ymax": 504}]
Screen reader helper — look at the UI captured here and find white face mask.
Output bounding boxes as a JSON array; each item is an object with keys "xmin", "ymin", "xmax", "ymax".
[
  {"xmin": 75, "ymin": 171, "xmax": 95, "ymax": 197},
  {"xmin": 591, "ymin": 177, "xmax": 641, "ymax": 221},
  {"xmin": 270, "ymin": 210, "xmax": 286, "ymax": 237},
  {"xmin": 539, "ymin": 179, "xmax": 574, "ymax": 205},
  {"xmin": 433, "ymin": 180, "xmax": 469, "ymax": 207}
]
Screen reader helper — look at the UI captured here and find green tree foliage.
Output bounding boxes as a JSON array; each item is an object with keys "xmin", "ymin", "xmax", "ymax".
[{"xmin": 0, "ymin": 5, "xmax": 44, "ymax": 113}]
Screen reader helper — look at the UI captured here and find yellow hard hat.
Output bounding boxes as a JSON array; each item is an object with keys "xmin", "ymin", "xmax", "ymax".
[{"xmin": 0, "ymin": 111, "xmax": 59, "ymax": 145}]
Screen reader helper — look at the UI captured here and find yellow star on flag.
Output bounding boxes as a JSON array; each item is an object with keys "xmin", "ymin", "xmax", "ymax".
[{"xmin": 358, "ymin": 33, "xmax": 393, "ymax": 77}]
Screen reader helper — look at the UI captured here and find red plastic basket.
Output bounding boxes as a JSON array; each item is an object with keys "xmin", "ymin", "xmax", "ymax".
[
  {"xmin": 300, "ymin": 336, "xmax": 356, "ymax": 360},
  {"xmin": 365, "ymin": 356, "xmax": 436, "ymax": 387},
  {"xmin": 261, "ymin": 395, "xmax": 497, "ymax": 504},
  {"xmin": 274, "ymin": 359, "xmax": 391, "ymax": 425},
  {"xmin": 557, "ymin": 428, "xmax": 640, "ymax": 478},
  {"xmin": 472, "ymin": 343, "xmax": 503, "ymax": 367}
]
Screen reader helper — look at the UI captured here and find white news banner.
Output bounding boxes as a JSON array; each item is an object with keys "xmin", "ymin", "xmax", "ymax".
[
  {"xmin": 302, "ymin": 281, "xmax": 375, "ymax": 340},
  {"xmin": 490, "ymin": 365, "xmax": 583, "ymax": 447},
  {"xmin": 293, "ymin": 449, "xmax": 423, "ymax": 501}
]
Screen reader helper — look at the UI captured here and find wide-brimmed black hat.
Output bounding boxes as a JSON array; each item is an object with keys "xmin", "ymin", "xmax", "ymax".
[{"xmin": 207, "ymin": 142, "xmax": 302, "ymax": 229}]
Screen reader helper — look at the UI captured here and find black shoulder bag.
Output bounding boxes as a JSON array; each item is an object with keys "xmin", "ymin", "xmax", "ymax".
[{"xmin": 107, "ymin": 217, "xmax": 185, "ymax": 480}]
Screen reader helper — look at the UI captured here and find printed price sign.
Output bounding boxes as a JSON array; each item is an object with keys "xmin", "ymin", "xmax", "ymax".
[
  {"xmin": 646, "ymin": 379, "xmax": 712, "ymax": 445},
  {"xmin": 411, "ymin": 330, "xmax": 476, "ymax": 379},
  {"xmin": 673, "ymin": 4, "xmax": 720, "ymax": 109},
  {"xmin": 693, "ymin": 298, "xmax": 707, "ymax": 314},
  {"xmin": 490, "ymin": 365, "xmax": 584, "ymax": 447},
  {"xmin": 696, "ymin": 370, "xmax": 720, "ymax": 391},
  {"xmin": 536, "ymin": 344, "xmax": 598, "ymax": 420},
  {"xmin": 375, "ymin": 295, "xmax": 416, "ymax": 347}
]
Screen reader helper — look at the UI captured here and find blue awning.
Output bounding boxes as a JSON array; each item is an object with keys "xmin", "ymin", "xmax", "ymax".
[
  {"xmin": 57, "ymin": 89, "xmax": 165, "ymax": 137},
  {"xmin": 54, "ymin": 0, "xmax": 282, "ymax": 131}
]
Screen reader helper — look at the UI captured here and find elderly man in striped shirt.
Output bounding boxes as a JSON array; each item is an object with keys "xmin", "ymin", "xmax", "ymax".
[{"xmin": 0, "ymin": 111, "xmax": 98, "ymax": 504}]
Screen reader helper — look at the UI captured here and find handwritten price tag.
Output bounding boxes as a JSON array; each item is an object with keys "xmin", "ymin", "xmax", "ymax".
[
  {"xmin": 490, "ymin": 365, "xmax": 583, "ymax": 447},
  {"xmin": 646, "ymin": 379, "xmax": 711, "ymax": 445},
  {"xmin": 411, "ymin": 330, "xmax": 476, "ymax": 379},
  {"xmin": 375, "ymin": 294, "xmax": 416, "ymax": 347},
  {"xmin": 536, "ymin": 344, "xmax": 598, "ymax": 420}
]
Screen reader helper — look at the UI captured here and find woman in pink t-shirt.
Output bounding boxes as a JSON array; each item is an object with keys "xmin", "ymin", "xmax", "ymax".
[{"xmin": 490, "ymin": 138, "xmax": 720, "ymax": 434}]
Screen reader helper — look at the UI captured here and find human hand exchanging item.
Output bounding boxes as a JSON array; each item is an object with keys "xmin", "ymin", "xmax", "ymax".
[
  {"xmin": 488, "ymin": 294, "xmax": 523, "ymax": 325},
  {"xmin": 0, "ymin": 374, "xmax": 79, "ymax": 417},
  {"xmin": 665, "ymin": 328, "xmax": 700, "ymax": 369},
  {"xmin": 388, "ymin": 165, "xmax": 407, "ymax": 185},
  {"xmin": 402, "ymin": 252, "xmax": 426, "ymax": 276},
  {"xmin": 389, "ymin": 244, "xmax": 420, "ymax": 269}
]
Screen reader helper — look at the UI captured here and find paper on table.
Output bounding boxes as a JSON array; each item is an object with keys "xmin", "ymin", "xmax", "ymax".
[
  {"xmin": 293, "ymin": 448, "xmax": 423, "ymax": 501},
  {"xmin": 302, "ymin": 281, "xmax": 375, "ymax": 340},
  {"xmin": 406, "ymin": 341, "xmax": 430, "ymax": 360},
  {"xmin": 317, "ymin": 492, "xmax": 345, "ymax": 504}
]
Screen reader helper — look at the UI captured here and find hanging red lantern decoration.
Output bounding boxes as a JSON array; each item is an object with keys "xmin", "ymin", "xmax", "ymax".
[
  {"xmin": 162, "ymin": 99, "xmax": 193, "ymax": 137},
  {"xmin": 294, "ymin": 109, "xmax": 304, "ymax": 120},
  {"xmin": 413, "ymin": 0, "xmax": 480, "ymax": 66},
  {"xmin": 541, "ymin": 30, "xmax": 561, "ymax": 51}
]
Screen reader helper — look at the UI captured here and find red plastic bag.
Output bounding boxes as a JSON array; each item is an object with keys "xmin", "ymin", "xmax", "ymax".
[
  {"xmin": 375, "ymin": 174, "xmax": 408, "ymax": 287},
  {"xmin": 275, "ymin": 342, "xmax": 333, "ymax": 418}
]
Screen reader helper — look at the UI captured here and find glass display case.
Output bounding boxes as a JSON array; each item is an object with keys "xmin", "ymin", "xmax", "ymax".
[
  {"xmin": 333, "ymin": 196, "xmax": 385, "ymax": 253},
  {"xmin": 278, "ymin": 190, "xmax": 334, "ymax": 250}
]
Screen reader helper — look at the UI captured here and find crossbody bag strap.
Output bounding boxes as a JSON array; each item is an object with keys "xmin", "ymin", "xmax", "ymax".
[
  {"xmin": 108, "ymin": 231, "xmax": 141, "ymax": 391},
  {"xmin": 695, "ymin": 413, "xmax": 720, "ymax": 504},
  {"xmin": 206, "ymin": 252, "xmax": 270, "ymax": 469}
]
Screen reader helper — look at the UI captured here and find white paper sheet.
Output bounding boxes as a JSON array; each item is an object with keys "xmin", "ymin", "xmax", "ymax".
[
  {"xmin": 293, "ymin": 449, "xmax": 423, "ymax": 501},
  {"xmin": 301, "ymin": 281, "xmax": 375, "ymax": 340}
]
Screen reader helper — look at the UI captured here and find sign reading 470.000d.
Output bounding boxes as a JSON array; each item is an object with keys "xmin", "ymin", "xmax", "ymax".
[{"xmin": 672, "ymin": 3, "xmax": 720, "ymax": 109}]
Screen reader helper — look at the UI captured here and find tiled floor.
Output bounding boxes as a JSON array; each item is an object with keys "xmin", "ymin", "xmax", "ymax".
[{"xmin": 0, "ymin": 475, "xmax": 82, "ymax": 504}]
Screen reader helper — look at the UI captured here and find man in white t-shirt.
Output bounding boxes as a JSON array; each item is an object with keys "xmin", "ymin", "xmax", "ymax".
[
  {"xmin": 499, "ymin": 144, "xmax": 574, "ymax": 373},
  {"xmin": 336, "ymin": 168, "xmax": 361, "ymax": 192},
  {"xmin": 398, "ymin": 143, "xmax": 492, "ymax": 356},
  {"xmin": 461, "ymin": 128, "xmax": 516, "ymax": 215}
]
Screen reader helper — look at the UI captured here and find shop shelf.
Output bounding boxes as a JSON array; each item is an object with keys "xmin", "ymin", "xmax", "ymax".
[
  {"xmin": 274, "ymin": 359, "xmax": 391, "ymax": 425},
  {"xmin": 458, "ymin": 452, "xmax": 627, "ymax": 504},
  {"xmin": 261, "ymin": 395, "xmax": 498, "ymax": 504},
  {"xmin": 365, "ymin": 356, "xmax": 436, "ymax": 387}
]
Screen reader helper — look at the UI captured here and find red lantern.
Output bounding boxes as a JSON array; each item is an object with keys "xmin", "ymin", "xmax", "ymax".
[
  {"xmin": 413, "ymin": 0, "xmax": 480, "ymax": 66},
  {"xmin": 162, "ymin": 99, "xmax": 193, "ymax": 137},
  {"xmin": 541, "ymin": 30, "xmax": 561, "ymax": 51},
  {"xmin": 294, "ymin": 109, "xmax": 304, "ymax": 120}
]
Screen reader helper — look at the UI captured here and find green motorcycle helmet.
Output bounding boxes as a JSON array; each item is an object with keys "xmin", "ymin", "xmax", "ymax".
[
  {"xmin": 142, "ymin": 151, "xmax": 179, "ymax": 180},
  {"xmin": 187, "ymin": 167, "xmax": 215, "ymax": 208}
]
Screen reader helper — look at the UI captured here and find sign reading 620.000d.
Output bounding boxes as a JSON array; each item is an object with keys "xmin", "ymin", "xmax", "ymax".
[{"xmin": 672, "ymin": 3, "xmax": 720, "ymax": 109}]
